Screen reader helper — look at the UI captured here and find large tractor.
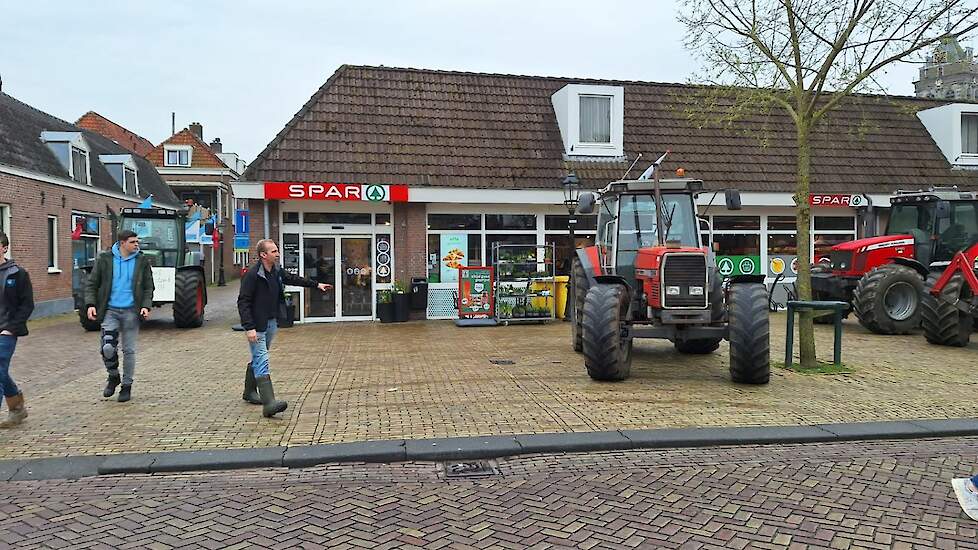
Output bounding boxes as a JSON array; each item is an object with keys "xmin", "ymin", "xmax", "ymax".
[
  {"xmin": 74, "ymin": 207, "xmax": 207, "ymax": 331},
  {"xmin": 811, "ymin": 187, "xmax": 978, "ymax": 334},
  {"xmin": 571, "ymin": 154, "xmax": 771, "ymax": 385},
  {"xmin": 921, "ymin": 241, "xmax": 978, "ymax": 347}
]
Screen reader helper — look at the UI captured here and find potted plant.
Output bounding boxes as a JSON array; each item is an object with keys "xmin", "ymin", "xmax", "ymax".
[
  {"xmin": 513, "ymin": 305, "xmax": 525, "ymax": 318},
  {"xmin": 377, "ymin": 289, "xmax": 395, "ymax": 323},
  {"xmin": 393, "ymin": 281, "xmax": 410, "ymax": 322}
]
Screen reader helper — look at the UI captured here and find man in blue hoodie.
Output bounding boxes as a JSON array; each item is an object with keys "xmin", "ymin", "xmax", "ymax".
[{"xmin": 84, "ymin": 230, "xmax": 155, "ymax": 402}]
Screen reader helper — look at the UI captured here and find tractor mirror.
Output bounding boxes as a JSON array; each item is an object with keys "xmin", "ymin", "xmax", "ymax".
[
  {"xmin": 724, "ymin": 189, "xmax": 742, "ymax": 210},
  {"xmin": 577, "ymin": 192, "xmax": 596, "ymax": 214}
]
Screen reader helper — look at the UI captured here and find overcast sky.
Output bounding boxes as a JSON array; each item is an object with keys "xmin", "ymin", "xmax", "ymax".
[{"xmin": 0, "ymin": 1, "xmax": 955, "ymax": 163}]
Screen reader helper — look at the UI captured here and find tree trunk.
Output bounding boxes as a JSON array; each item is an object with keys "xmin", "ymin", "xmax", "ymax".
[{"xmin": 794, "ymin": 123, "xmax": 817, "ymax": 368}]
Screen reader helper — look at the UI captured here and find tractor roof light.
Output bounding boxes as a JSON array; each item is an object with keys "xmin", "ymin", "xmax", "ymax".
[{"xmin": 676, "ymin": 167, "xmax": 685, "ymax": 177}]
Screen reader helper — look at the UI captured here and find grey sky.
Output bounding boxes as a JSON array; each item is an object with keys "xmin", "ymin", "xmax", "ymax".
[{"xmin": 0, "ymin": 0, "xmax": 949, "ymax": 163}]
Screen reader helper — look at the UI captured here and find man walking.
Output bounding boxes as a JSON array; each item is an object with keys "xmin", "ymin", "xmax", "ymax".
[
  {"xmin": 0, "ymin": 231, "xmax": 34, "ymax": 428},
  {"xmin": 238, "ymin": 239, "xmax": 330, "ymax": 418},
  {"xmin": 84, "ymin": 230, "xmax": 154, "ymax": 402}
]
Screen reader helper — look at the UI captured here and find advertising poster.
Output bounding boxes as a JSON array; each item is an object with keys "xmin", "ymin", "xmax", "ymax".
[
  {"xmin": 458, "ymin": 266, "xmax": 494, "ymax": 318},
  {"xmin": 767, "ymin": 255, "xmax": 799, "ymax": 278},
  {"xmin": 440, "ymin": 233, "xmax": 467, "ymax": 283},
  {"xmin": 716, "ymin": 255, "xmax": 761, "ymax": 277}
]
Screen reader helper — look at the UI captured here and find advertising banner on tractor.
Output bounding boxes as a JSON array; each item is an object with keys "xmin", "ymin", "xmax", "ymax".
[
  {"xmin": 263, "ymin": 182, "xmax": 409, "ymax": 202},
  {"xmin": 439, "ymin": 233, "xmax": 467, "ymax": 283},
  {"xmin": 809, "ymin": 194, "xmax": 865, "ymax": 207},
  {"xmin": 458, "ymin": 266, "xmax": 494, "ymax": 318},
  {"xmin": 716, "ymin": 255, "xmax": 761, "ymax": 277}
]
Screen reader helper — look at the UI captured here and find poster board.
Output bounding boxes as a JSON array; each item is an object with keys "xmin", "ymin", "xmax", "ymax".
[{"xmin": 458, "ymin": 266, "xmax": 494, "ymax": 319}]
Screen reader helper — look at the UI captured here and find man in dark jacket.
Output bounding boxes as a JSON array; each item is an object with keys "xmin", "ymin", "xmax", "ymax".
[
  {"xmin": 84, "ymin": 230, "xmax": 155, "ymax": 402},
  {"xmin": 238, "ymin": 238, "xmax": 331, "ymax": 417},
  {"xmin": 0, "ymin": 231, "xmax": 34, "ymax": 428}
]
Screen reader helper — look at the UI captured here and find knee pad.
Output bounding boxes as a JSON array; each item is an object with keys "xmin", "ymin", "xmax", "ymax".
[{"xmin": 101, "ymin": 330, "xmax": 119, "ymax": 368}]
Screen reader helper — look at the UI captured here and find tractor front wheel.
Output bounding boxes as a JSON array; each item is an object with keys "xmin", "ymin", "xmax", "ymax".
[
  {"xmin": 728, "ymin": 282, "xmax": 770, "ymax": 384},
  {"xmin": 571, "ymin": 258, "xmax": 589, "ymax": 353},
  {"xmin": 173, "ymin": 270, "xmax": 205, "ymax": 328},
  {"xmin": 582, "ymin": 283, "xmax": 633, "ymax": 381},
  {"xmin": 921, "ymin": 272, "xmax": 973, "ymax": 347},
  {"xmin": 852, "ymin": 264, "xmax": 923, "ymax": 334}
]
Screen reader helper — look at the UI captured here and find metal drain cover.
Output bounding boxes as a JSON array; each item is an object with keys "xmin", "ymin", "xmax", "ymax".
[
  {"xmin": 489, "ymin": 359, "xmax": 515, "ymax": 365},
  {"xmin": 439, "ymin": 459, "xmax": 500, "ymax": 478}
]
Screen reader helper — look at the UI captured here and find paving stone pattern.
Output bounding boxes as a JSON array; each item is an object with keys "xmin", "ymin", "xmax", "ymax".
[
  {"xmin": 3, "ymin": 437, "xmax": 978, "ymax": 548},
  {"xmin": 4, "ymin": 285, "xmax": 977, "ymax": 459}
]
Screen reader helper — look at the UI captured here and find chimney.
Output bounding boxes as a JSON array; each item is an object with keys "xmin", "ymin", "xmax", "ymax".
[
  {"xmin": 209, "ymin": 137, "xmax": 223, "ymax": 153},
  {"xmin": 189, "ymin": 122, "xmax": 203, "ymax": 140}
]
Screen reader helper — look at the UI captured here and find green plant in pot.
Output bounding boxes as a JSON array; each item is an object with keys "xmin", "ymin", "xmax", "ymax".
[
  {"xmin": 392, "ymin": 281, "xmax": 410, "ymax": 322},
  {"xmin": 377, "ymin": 289, "xmax": 395, "ymax": 323}
]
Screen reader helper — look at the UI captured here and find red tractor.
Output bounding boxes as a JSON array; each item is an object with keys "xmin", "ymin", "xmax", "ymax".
[
  {"xmin": 571, "ymin": 155, "xmax": 770, "ymax": 385},
  {"xmin": 921, "ymin": 241, "xmax": 978, "ymax": 346},
  {"xmin": 811, "ymin": 188, "xmax": 978, "ymax": 334}
]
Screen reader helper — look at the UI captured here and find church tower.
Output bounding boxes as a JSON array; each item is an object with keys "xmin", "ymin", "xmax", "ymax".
[{"xmin": 914, "ymin": 34, "xmax": 978, "ymax": 100}]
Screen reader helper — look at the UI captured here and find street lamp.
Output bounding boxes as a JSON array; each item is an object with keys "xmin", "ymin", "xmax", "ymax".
[{"xmin": 561, "ymin": 172, "xmax": 581, "ymax": 321}]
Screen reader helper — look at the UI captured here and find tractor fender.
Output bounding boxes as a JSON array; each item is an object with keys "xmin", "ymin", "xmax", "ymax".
[
  {"xmin": 890, "ymin": 257, "xmax": 929, "ymax": 279},
  {"xmin": 594, "ymin": 275, "xmax": 631, "ymax": 289},
  {"xmin": 575, "ymin": 247, "xmax": 603, "ymax": 286},
  {"xmin": 728, "ymin": 274, "xmax": 766, "ymax": 285},
  {"xmin": 176, "ymin": 265, "xmax": 208, "ymax": 305}
]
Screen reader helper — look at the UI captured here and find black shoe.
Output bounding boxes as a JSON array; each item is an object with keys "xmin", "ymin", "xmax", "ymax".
[
  {"xmin": 103, "ymin": 374, "xmax": 121, "ymax": 398},
  {"xmin": 117, "ymin": 385, "xmax": 132, "ymax": 403}
]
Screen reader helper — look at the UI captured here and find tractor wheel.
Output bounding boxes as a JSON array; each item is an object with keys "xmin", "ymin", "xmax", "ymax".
[
  {"xmin": 173, "ymin": 270, "xmax": 205, "ymax": 328},
  {"xmin": 78, "ymin": 308, "xmax": 100, "ymax": 332},
  {"xmin": 852, "ymin": 264, "xmax": 923, "ymax": 335},
  {"xmin": 675, "ymin": 338, "xmax": 721, "ymax": 354},
  {"xmin": 921, "ymin": 272, "xmax": 973, "ymax": 347},
  {"xmin": 571, "ymin": 258, "xmax": 589, "ymax": 353},
  {"xmin": 728, "ymin": 282, "xmax": 770, "ymax": 384},
  {"xmin": 582, "ymin": 283, "xmax": 633, "ymax": 381}
]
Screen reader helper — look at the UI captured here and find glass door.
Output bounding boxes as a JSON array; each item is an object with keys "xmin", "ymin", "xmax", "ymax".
[
  {"xmin": 302, "ymin": 235, "xmax": 373, "ymax": 321},
  {"xmin": 340, "ymin": 237, "xmax": 373, "ymax": 317},
  {"xmin": 303, "ymin": 237, "xmax": 337, "ymax": 318}
]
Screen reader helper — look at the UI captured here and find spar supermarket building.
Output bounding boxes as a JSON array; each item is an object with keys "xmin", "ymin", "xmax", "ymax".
[{"xmin": 232, "ymin": 65, "xmax": 978, "ymax": 323}]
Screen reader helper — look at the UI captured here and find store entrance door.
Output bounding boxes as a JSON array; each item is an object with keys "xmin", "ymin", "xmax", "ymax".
[{"xmin": 302, "ymin": 235, "xmax": 374, "ymax": 321}]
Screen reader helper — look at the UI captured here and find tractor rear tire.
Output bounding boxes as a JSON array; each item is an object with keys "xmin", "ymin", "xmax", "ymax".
[
  {"xmin": 582, "ymin": 283, "xmax": 633, "ymax": 381},
  {"xmin": 78, "ymin": 309, "xmax": 100, "ymax": 332},
  {"xmin": 921, "ymin": 272, "xmax": 972, "ymax": 347},
  {"xmin": 571, "ymin": 258, "xmax": 589, "ymax": 353},
  {"xmin": 173, "ymin": 270, "xmax": 205, "ymax": 328},
  {"xmin": 675, "ymin": 338, "xmax": 721, "ymax": 354},
  {"xmin": 728, "ymin": 282, "xmax": 770, "ymax": 384},
  {"xmin": 852, "ymin": 264, "xmax": 923, "ymax": 335}
]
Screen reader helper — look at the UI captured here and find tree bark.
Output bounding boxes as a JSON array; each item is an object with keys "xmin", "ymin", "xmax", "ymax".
[{"xmin": 794, "ymin": 122, "xmax": 817, "ymax": 368}]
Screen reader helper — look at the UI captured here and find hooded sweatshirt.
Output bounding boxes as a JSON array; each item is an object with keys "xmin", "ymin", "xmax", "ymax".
[{"xmin": 108, "ymin": 242, "xmax": 139, "ymax": 308}]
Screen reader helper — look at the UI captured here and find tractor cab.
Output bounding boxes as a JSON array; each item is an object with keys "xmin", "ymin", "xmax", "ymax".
[{"xmin": 118, "ymin": 208, "xmax": 186, "ymax": 268}]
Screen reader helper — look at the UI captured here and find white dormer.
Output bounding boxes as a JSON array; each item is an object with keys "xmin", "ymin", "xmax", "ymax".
[
  {"xmin": 40, "ymin": 131, "xmax": 92, "ymax": 185},
  {"xmin": 551, "ymin": 84, "xmax": 624, "ymax": 157},
  {"xmin": 98, "ymin": 154, "xmax": 140, "ymax": 195},
  {"xmin": 917, "ymin": 103, "xmax": 978, "ymax": 168}
]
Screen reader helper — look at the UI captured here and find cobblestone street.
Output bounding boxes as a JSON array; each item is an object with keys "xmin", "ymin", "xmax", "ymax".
[
  {"xmin": 3, "ymin": 283, "xmax": 977, "ymax": 459},
  {"xmin": 3, "ymin": 437, "xmax": 978, "ymax": 548}
]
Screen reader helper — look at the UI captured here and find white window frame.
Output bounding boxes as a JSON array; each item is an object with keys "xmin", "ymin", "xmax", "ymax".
[
  {"xmin": 47, "ymin": 215, "xmax": 61, "ymax": 273},
  {"xmin": 0, "ymin": 204, "xmax": 10, "ymax": 259},
  {"xmin": 164, "ymin": 145, "xmax": 193, "ymax": 167},
  {"xmin": 578, "ymin": 94, "xmax": 613, "ymax": 145},
  {"xmin": 551, "ymin": 84, "xmax": 624, "ymax": 157},
  {"xmin": 98, "ymin": 154, "xmax": 140, "ymax": 195}
]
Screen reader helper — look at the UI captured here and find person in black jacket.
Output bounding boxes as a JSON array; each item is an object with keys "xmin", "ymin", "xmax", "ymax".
[
  {"xmin": 0, "ymin": 231, "xmax": 34, "ymax": 428},
  {"xmin": 238, "ymin": 238, "xmax": 331, "ymax": 417}
]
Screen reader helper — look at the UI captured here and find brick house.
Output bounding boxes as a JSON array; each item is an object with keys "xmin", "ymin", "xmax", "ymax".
[
  {"xmin": 0, "ymin": 91, "xmax": 180, "ymax": 318},
  {"xmin": 233, "ymin": 64, "xmax": 978, "ymax": 323},
  {"xmin": 75, "ymin": 111, "xmax": 155, "ymax": 157},
  {"xmin": 145, "ymin": 123, "xmax": 245, "ymax": 283}
]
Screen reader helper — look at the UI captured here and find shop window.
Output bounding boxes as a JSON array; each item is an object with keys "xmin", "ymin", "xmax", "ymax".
[
  {"xmin": 813, "ymin": 234, "xmax": 853, "ymax": 261},
  {"xmin": 487, "ymin": 234, "xmax": 537, "ymax": 261},
  {"xmin": 767, "ymin": 216, "xmax": 796, "ymax": 231},
  {"xmin": 427, "ymin": 233, "xmax": 482, "ymax": 283},
  {"xmin": 304, "ymin": 213, "xmax": 372, "ymax": 225},
  {"xmin": 547, "ymin": 234, "xmax": 596, "ymax": 275},
  {"xmin": 375, "ymin": 213, "xmax": 391, "ymax": 226},
  {"xmin": 428, "ymin": 214, "xmax": 482, "ymax": 230},
  {"xmin": 486, "ymin": 214, "xmax": 537, "ymax": 230},
  {"xmin": 714, "ymin": 234, "xmax": 761, "ymax": 275},
  {"xmin": 544, "ymin": 215, "xmax": 598, "ymax": 231},
  {"xmin": 282, "ymin": 212, "xmax": 299, "ymax": 223},
  {"xmin": 714, "ymin": 216, "xmax": 760, "ymax": 231},
  {"xmin": 814, "ymin": 216, "xmax": 855, "ymax": 231}
]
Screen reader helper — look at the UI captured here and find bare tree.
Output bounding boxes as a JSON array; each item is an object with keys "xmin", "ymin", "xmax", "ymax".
[{"xmin": 679, "ymin": 0, "xmax": 978, "ymax": 368}]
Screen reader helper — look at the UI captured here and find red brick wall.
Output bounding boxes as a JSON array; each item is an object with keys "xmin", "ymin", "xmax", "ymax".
[
  {"xmin": 393, "ymin": 202, "xmax": 427, "ymax": 285},
  {"xmin": 0, "ymin": 171, "xmax": 146, "ymax": 313}
]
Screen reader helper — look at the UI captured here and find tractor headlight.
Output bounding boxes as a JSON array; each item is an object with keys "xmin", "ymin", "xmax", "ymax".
[
  {"xmin": 689, "ymin": 286, "xmax": 704, "ymax": 296},
  {"xmin": 666, "ymin": 286, "xmax": 681, "ymax": 295}
]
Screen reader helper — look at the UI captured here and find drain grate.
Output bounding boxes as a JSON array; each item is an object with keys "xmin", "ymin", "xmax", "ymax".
[
  {"xmin": 439, "ymin": 459, "xmax": 501, "ymax": 478},
  {"xmin": 489, "ymin": 359, "xmax": 515, "ymax": 365}
]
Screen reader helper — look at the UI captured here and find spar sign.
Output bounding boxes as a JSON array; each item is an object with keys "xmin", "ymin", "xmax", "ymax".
[
  {"xmin": 809, "ymin": 193, "xmax": 865, "ymax": 207},
  {"xmin": 264, "ymin": 182, "xmax": 409, "ymax": 202}
]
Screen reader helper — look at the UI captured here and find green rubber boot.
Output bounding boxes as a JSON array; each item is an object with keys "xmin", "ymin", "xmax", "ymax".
[
  {"xmin": 242, "ymin": 363, "xmax": 261, "ymax": 405},
  {"xmin": 256, "ymin": 375, "xmax": 287, "ymax": 418}
]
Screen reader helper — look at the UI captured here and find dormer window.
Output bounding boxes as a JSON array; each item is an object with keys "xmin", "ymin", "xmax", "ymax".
[
  {"xmin": 40, "ymin": 131, "xmax": 92, "ymax": 185},
  {"xmin": 551, "ymin": 84, "xmax": 624, "ymax": 157},
  {"xmin": 962, "ymin": 114, "xmax": 978, "ymax": 154},
  {"xmin": 165, "ymin": 145, "xmax": 192, "ymax": 167},
  {"xmin": 99, "ymin": 154, "xmax": 140, "ymax": 194},
  {"xmin": 916, "ymin": 104, "xmax": 978, "ymax": 167},
  {"xmin": 71, "ymin": 147, "xmax": 89, "ymax": 184},
  {"xmin": 124, "ymin": 167, "xmax": 137, "ymax": 193}
]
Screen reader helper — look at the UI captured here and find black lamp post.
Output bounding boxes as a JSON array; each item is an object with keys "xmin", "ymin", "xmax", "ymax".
[{"xmin": 561, "ymin": 172, "xmax": 581, "ymax": 321}]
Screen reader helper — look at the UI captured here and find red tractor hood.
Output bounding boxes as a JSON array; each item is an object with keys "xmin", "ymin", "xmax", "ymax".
[{"xmin": 832, "ymin": 234, "xmax": 912, "ymax": 252}]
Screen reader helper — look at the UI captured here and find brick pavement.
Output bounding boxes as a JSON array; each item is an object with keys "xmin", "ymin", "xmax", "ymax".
[
  {"xmin": 2, "ymin": 284, "xmax": 977, "ymax": 459},
  {"xmin": 3, "ymin": 437, "xmax": 978, "ymax": 548}
]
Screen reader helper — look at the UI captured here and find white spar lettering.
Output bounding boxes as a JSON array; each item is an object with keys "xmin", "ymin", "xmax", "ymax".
[
  {"xmin": 861, "ymin": 238, "xmax": 915, "ymax": 253},
  {"xmin": 288, "ymin": 184, "xmax": 305, "ymax": 198}
]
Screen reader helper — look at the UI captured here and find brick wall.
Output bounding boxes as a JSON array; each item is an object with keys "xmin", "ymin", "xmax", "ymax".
[
  {"xmin": 393, "ymin": 202, "xmax": 427, "ymax": 285},
  {"xmin": 0, "ymin": 171, "xmax": 146, "ymax": 317}
]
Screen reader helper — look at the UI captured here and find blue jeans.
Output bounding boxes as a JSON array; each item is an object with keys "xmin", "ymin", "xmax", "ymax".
[
  {"xmin": 248, "ymin": 319, "xmax": 278, "ymax": 378},
  {"xmin": 0, "ymin": 335, "xmax": 19, "ymax": 398}
]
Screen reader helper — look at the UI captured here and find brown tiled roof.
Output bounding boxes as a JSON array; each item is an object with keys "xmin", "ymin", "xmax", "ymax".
[
  {"xmin": 244, "ymin": 65, "xmax": 978, "ymax": 193},
  {"xmin": 146, "ymin": 129, "xmax": 229, "ymax": 169},
  {"xmin": 75, "ymin": 111, "xmax": 155, "ymax": 157}
]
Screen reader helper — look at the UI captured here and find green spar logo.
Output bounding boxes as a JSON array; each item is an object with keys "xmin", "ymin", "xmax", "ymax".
[{"xmin": 364, "ymin": 185, "xmax": 386, "ymax": 201}]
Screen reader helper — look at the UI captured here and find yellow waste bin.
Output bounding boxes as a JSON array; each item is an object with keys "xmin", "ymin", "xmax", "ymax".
[
  {"xmin": 554, "ymin": 276, "xmax": 569, "ymax": 319},
  {"xmin": 527, "ymin": 276, "xmax": 569, "ymax": 318}
]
